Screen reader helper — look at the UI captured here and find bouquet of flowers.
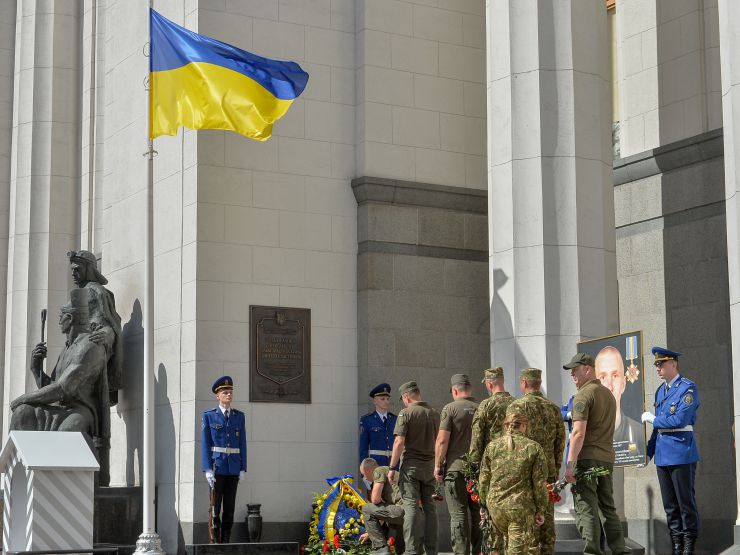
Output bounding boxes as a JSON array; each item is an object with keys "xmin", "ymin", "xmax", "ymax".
[
  {"xmin": 546, "ymin": 466, "xmax": 611, "ymax": 502},
  {"xmin": 303, "ymin": 475, "xmax": 370, "ymax": 555}
]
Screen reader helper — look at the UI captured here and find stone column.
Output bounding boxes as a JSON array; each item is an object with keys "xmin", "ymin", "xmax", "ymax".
[
  {"xmin": 487, "ymin": 0, "xmax": 618, "ymax": 399},
  {"xmin": 719, "ymin": 0, "xmax": 740, "ymax": 549},
  {"xmin": 0, "ymin": 1, "xmax": 16, "ymax": 431},
  {"xmin": 2, "ymin": 2, "xmax": 81, "ymax": 436}
]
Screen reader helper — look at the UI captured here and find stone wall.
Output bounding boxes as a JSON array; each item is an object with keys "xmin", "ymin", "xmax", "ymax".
[
  {"xmin": 354, "ymin": 176, "xmax": 490, "ymax": 414},
  {"xmin": 614, "ymin": 129, "xmax": 734, "ymax": 555}
]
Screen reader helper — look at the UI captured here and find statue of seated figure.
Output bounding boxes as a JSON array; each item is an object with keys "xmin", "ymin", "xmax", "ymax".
[{"xmin": 10, "ymin": 288, "xmax": 110, "ymax": 464}]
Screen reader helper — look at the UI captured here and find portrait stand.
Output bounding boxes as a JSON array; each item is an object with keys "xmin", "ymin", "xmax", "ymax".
[{"xmin": 0, "ymin": 431, "xmax": 99, "ymax": 552}]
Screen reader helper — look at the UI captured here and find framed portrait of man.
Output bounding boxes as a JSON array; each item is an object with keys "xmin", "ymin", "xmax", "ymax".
[{"xmin": 578, "ymin": 331, "xmax": 646, "ymax": 467}]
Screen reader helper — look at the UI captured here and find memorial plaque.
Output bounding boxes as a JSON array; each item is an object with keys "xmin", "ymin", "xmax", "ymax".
[{"xmin": 250, "ymin": 306, "xmax": 311, "ymax": 403}]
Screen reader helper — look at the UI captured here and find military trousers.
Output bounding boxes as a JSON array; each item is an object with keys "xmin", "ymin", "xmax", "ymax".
[
  {"xmin": 656, "ymin": 463, "xmax": 699, "ymax": 539},
  {"xmin": 572, "ymin": 460, "xmax": 630, "ymax": 555},
  {"xmin": 213, "ymin": 474, "xmax": 239, "ymax": 543},
  {"xmin": 362, "ymin": 502, "xmax": 405, "ymax": 549},
  {"xmin": 488, "ymin": 508, "xmax": 538, "ymax": 555},
  {"xmin": 444, "ymin": 470, "xmax": 482, "ymax": 555},
  {"xmin": 399, "ymin": 461, "xmax": 438, "ymax": 555},
  {"xmin": 539, "ymin": 489, "xmax": 555, "ymax": 555}
]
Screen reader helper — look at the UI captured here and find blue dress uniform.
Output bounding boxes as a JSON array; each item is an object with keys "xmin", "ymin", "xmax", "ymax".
[
  {"xmin": 359, "ymin": 383, "xmax": 397, "ymax": 466},
  {"xmin": 201, "ymin": 376, "xmax": 247, "ymax": 543},
  {"xmin": 645, "ymin": 348, "xmax": 700, "ymax": 554}
]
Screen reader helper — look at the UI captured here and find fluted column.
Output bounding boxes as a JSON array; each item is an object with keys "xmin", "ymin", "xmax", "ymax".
[
  {"xmin": 2, "ymin": 1, "xmax": 81, "ymax": 436},
  {"xmin": 487, "ymin": 0, "xmax": 618, "ymax": 400}
]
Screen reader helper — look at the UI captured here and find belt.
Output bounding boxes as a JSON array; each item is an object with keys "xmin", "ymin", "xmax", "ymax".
[
  {"xmin": 212, "ymin": 446, "xmax": 240, "ymax": 454},
  {"xmin": 369, "ymin": 449, "xmax": 392, "ymax": 457},
  {"xmin": 657, "ymin": 425, "xmax": 693, "ymax": 433}
]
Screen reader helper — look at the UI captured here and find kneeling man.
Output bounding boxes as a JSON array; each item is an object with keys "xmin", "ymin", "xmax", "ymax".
[{"xmin": 361, "ymin": 458, "xmax": 404, "ymax": 555}]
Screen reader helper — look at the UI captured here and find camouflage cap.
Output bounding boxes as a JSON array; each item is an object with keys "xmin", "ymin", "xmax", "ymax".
[
  {"xmin": 398, "ymin": 381, "xmax": 419, "ymax": 398},
  {"xmin": 450, "ymin": 373, "xmax": 472, "ymax": 387},
  {"xmin": 563, "ymin": 352, "xmax": 595, "ymax": 370},
  {"xmin": 520, "ymin": 368, "xmax": 542, "ymax": 381},
  {"xmin": 482, "ymin": 367, "xmax": 504, "ymax": 382}
]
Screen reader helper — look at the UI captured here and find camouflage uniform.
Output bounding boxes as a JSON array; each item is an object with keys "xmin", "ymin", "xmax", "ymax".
[
  {"xmin": 507, "ymin": 387, "xmax": 566, "ymax": 555},
  {"xmin": 478, "ymin": 431, "xmax": 549, "ymax": 555},
  {"xmin": 468, "ymin": 390, "xmax": 513, "ymax": 553},
  {"xmin": 468, "ymin": 392, "xmax": 514, "ymax": 465}
]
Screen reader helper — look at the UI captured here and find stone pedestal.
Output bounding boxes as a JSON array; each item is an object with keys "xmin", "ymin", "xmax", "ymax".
[{"xmin": 94, "ymin": 486, "xmax": 144, "ymax": 546}]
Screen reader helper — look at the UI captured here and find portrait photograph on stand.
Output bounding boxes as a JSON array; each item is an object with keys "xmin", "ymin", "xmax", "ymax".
[{"xmin": 578, "ymin": 331, "xmax": 647, "ymax": 467}]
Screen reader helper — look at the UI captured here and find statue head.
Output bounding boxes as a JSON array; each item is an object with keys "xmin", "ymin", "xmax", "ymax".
[
  {"xmin": 67, "ymin": 250, "xmax": 108, "ymax": 286},
  {"xmin": 60, "ymin": 288, "xmax": 91, "ymax": 333}
]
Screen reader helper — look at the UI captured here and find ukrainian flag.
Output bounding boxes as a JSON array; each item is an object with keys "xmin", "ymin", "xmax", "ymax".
[{"xmin": 149, "ymin": 9, "xmax": 309, "ymax": 140}]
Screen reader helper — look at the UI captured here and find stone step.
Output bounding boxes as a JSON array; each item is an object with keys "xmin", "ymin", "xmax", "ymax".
[
  {"xmin": 185, "ymin": 542, "xmax": 299, "ymax": 555},
  {"xmin": 555, "ymin": 537, "xmax": 645, "ymax": 554}
]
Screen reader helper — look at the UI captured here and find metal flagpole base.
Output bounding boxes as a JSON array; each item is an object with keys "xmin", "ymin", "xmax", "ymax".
[{"xmin": 135, "ymin": 532, "xmax": 165, "ymax": 554}]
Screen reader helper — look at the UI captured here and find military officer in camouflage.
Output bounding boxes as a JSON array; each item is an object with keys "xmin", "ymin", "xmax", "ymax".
[
  {"xmin": 360, "ymin": 457, "xmax": 405, "ymax": 555},
  {"xmin": 467, "ymin": 367, "xmax": 513, "ymax": 554},
  {"xmin": 468, "ymin": 367, "xmax": 514, "ymax": 465},
  {"xmin": 506, "ymin": 368, "xmax": 565, "ymax": 555},
  {"xmin": 388, "ymin": 381, "xmax": 440, "ymax": 555},
  {"xmin": 478, "ymin": 404, "xmax": 548, "ymax": 555},
  {"xmin": 434, "ymin": 374, "xmax": 480, "ymax": 555}
]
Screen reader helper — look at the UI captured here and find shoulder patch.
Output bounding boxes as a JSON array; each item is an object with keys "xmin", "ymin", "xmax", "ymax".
[
  {"xmin": 574, "ymin": 400, "xmax": 587, "ymax": 414},
  {"xmin": 683, "ymin": 393, "xmax": 694, "ymax": 406}
]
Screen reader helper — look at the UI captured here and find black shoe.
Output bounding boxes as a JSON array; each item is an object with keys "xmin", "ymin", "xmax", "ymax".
[
  {"xmin": 670, "ymin": 534, "xmax": 683, "ymax": 555},
  {"xmin": 221, "ymin": 528, "xmax": 232, "ymax": 544},
  {"xmin": 683, "ymin": 536, "xmax": 696, "ymax": 555}
]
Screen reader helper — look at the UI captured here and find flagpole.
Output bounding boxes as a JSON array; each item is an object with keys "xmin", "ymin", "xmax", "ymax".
[{"xmin": 136, "ymin": 3, "xmax": 163, "ymax": 554}]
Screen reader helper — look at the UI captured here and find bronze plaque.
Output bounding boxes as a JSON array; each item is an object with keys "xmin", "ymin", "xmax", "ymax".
[{"xmin": 250, "ymin": 306, "xmax": 311, "ymax": 403}]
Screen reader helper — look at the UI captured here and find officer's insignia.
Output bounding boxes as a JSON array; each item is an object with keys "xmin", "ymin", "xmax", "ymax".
[
  {"xmin": 670, "ymin": 404, "xmax": 676, "ymax": 415},
  {"xmin": 625, "ymin": 363, "xmax": 640, "ymax": 384},
  {"xmin": 683, "ymin": 393, "xmax": 694, "ymax": 406},
  {"xmin": 236, "ymin": 431, "xmax": 240, "ymax": 437}
]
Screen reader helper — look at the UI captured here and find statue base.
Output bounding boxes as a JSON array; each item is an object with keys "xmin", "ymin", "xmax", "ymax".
[
  {"xmin": 94, "ymin": 486, "xmax": 145, "ymax": 546},
  {"xmin": 185, "ymin": 542, "xmax": 298, "ymax": 555}
]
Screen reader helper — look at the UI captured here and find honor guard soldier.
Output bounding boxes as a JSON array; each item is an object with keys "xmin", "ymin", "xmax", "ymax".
[
  {"xmin": 359, "ymin": 383, "xmax": 397, "ymax": 466},
  {"xmin": 642, "ymin": 347, "xmax": 700, "ymax": 555},
  {"xmin": 201, "ymin": 376, "xmax": 247, "ymax": 543}
]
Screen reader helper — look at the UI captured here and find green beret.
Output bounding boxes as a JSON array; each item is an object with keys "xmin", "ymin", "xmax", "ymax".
[
  {"xmin": 398, "ymin": 381, "xmax": 419, "ymax": 398},
  {"xmin": 482, "ymin": 367, "xmax": 504, "ymax": 382},
  {"xmin": 520, "ymin": 368, "xmax": 542, "ymax": 381},
  {"xmin": 451, "ymin": 373, "xmax": 471, "ymax": 387}
]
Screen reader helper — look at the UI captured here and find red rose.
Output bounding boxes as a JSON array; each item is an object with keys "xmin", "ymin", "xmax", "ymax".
[
  {"xmin": 388, "ymin": 538, "xmax": 395, "ymax": 547},
  {"xmin": 470, "ymin": 494, "xmax": 479, "ymax": 503},
  {"xmin": 322, "ymin": 540, "xmax": 329, "ymax": 553},
  {"xmin": 333, "ymin": 535, "xmax": 340, "ymax": 548},
  {"xmin": 300, "ymin": 547, "xmax": 305, "ymax": 554}
]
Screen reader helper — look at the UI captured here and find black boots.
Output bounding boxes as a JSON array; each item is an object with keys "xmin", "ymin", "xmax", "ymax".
[
  {"xmin": 220, "ymin": 527, "xmax": 232, "ymax": 544},
  {"xmin": 671, "ymin": 534, "xmax": 683, "ymax": 555},
  {"xmin": 683, "ymin": 536, "xmax": 696, "ymax": 555}
]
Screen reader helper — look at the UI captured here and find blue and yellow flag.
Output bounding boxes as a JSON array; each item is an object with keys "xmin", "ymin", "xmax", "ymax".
[{"xmin": 149, "ymin": 9, "xmax": 308, "ymax": 140}]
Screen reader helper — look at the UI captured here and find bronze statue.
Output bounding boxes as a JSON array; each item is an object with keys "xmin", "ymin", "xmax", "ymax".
[
  {"xmin": 10, "ymin": 288, "xmax": 111, "ymax": 483},
  {"xmin": 68, "ymin": 250, "xmax": 123, "ymax": 404}
]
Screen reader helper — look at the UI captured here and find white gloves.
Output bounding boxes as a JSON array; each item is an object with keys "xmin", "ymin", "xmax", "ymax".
[
  {"xmin": 205, "ymin": 470, "xmax": 215, "ymax": 488},
  {"xmin": 239, "ymin": 471, "xmax": 246, "ymax": 483},
  {"xmin": 641, "ymin": 411, "xmax": 655, "ymax": 424}
]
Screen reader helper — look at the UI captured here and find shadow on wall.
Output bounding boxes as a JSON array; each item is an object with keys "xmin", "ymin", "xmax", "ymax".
[
  {"xmin": 491, "ymin": 269, "xmax": 529, "ymax": 379},
  {"xmin": 156, "ymin": 362, "xmax": 185, "ymax": 554},
  {"xmin": 119, "ymin": 299, "xmax": 144, "ymax": 486}
]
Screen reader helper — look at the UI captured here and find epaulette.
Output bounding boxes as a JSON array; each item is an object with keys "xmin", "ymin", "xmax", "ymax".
[
  {"xmin": 232, "ymin": 408, "xmax": 244, "ymax": 415},
  {"xmin": 205, "ymin": 407, "xmax": 219, "ymax": 414}
]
